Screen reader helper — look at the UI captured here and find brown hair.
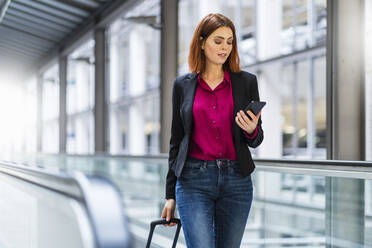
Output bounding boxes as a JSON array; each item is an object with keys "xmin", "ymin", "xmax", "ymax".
[{"xmin": 188, "ymin": 13, "xmax": 241, "ymax": 73}]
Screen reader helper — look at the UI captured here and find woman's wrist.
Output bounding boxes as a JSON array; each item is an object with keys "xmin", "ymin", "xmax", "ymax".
[{"xmin": 244, "ymin": 126, "xmax": 258, "ymax": 139}]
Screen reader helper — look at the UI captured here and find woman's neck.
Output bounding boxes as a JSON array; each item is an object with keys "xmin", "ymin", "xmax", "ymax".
[{"xmin": 202, "ymin": 63, "xmax": 224, "ymax": 81}]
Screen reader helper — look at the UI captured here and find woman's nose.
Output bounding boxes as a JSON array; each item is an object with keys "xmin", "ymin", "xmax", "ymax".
[{"xmin": 222, "ymin": 42, "xmax": 228, "ymax": 50}]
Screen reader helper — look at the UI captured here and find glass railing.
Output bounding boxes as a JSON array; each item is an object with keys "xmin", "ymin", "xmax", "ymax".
[{"xmin": 6, "ymin": 153, "xmax": 372, "ymax": 248}]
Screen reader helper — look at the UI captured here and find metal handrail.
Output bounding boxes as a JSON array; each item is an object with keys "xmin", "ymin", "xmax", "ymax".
[
  {"xmin": 36, "ymin": 153, "xmax": 372, "ymax": 179},
  {"xmin": 254, "ymin": 158, "xmax": 372, "ymax": 180},
  {"xmin": 0, "ymin": 160, "xmax": 133, "ymax": 248},
  {"xmin": 0, "ymin": 161, "xmax": 82, "ymax": 198}
]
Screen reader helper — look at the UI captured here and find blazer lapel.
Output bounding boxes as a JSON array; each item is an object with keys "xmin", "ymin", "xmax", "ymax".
[
  {"xmin": 230, "ymin": 71, "xmax": 245, "ymax": 116},
  {"xmin": 230, "ymin": 71, "xmax": 245, "ymax": 144},
  {"xmin": 183, "ymin": 74, "xmax": 198, "ymax": 135}
]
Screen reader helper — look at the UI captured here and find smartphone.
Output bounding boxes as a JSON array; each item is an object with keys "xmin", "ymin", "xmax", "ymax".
[{"xmin": 244, "ymin": 101, "xmax": 266, "ymax": 116}]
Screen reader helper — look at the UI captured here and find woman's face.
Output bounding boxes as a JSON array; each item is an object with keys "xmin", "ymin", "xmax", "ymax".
[{"xmin": 201, "ymin": 26, "xmax": 234, "ymax": 67}]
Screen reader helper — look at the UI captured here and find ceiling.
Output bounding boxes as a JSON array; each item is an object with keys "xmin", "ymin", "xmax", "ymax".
[{"xmin": 0, "ymin": 0, "xmax": 111, "ymax": 82}]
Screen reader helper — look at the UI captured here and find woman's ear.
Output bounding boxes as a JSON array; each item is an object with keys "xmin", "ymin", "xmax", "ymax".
[{"xmin": 200, "ymin": 36, "xmax": 204, "ymax": 50}]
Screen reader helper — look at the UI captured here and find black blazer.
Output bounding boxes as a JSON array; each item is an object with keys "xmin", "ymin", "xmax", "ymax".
[{"xmin": 165, "ymin": 70, "xmax": 264, "ymax": 200}]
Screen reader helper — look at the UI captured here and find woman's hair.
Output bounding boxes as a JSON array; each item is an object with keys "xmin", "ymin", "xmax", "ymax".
[{"xmin": 188, "ymin": 13, "xmax": 241, "ymax": 73}]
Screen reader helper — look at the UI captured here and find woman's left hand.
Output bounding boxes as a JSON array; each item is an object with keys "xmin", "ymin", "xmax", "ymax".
[{"xmin": 235, "ymin": 110, "xmax": 261, "ymax": 135}]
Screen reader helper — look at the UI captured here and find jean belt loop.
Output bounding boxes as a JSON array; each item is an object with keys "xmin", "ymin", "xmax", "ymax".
[
  {"xmin": 216, "ymin": 159, "xmax": 221, "ymax": 169},
  {"xmin": 203, "ymin": 161, "xmax": 207, "ymax": 168}
]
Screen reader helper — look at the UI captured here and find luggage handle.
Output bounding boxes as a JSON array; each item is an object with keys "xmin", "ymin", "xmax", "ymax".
[{"xmin": 146, "ymin": 218, "xmax": 182, "ymax": 248}]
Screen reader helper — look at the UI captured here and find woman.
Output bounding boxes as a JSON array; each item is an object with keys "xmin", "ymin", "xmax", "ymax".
[{"xmin": 161, "ymin": 13, "xmax": 264, "ymax": 248}]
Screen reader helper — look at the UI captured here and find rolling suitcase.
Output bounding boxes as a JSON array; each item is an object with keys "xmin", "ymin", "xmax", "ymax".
[{"xmin": 146, "ymin": 218, "xmax": 182, "ymax": 248}]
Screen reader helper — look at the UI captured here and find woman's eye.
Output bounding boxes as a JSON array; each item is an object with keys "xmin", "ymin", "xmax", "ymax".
[{"xmin": 214, "ymin": 40, "xmax": 233, "ymax": 45}]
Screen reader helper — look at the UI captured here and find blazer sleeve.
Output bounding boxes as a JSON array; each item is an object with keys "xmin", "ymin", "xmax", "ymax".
[
  {"xmin": 243, "ymin": 75, "xmax": 264, "ymax": 148},
  {"xmin": 165, "ymin": 78, "xmax": 184, "ymax": 200}
]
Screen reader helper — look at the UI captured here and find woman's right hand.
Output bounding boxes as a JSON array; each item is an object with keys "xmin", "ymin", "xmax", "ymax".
[{"xmin": 161, "ymin": 199, "xmax": 176, "ymax": 227}]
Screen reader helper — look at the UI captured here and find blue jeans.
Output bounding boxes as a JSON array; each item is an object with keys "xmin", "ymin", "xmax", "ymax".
[{"xmin": 175, "ymin": 157, "xmax": 254, "ymax": 248}]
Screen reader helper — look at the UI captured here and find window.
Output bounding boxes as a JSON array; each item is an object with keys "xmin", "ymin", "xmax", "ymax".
[
  {"xmin": 108, "ymin": 0, "xmax": 161, "ymax": 155},
  {"xmin": 66, "ymin": 39, "xmax": 95, "ymax": 154}
]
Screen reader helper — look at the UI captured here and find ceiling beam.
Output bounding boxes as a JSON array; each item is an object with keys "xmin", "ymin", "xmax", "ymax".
[
  {"xmin": 65, "ymin": 0, "xmax": 100, "ymax": 9},
  {"xmin": 0, "ymin": 46, "xmax": 37, "ymax": 61},
  {"xmin": 0, "ymin": 0, "xmax": 11, "ymax": 23},
  {"xmin": 35, "ymin": 0, "xmax": 90, "ymax": 17},
  {"xmin": 56, "ymin": 0, "xmax": 96, "ymax": 12},
  {"xmin": 3, "ymin": 14, "xmax": 67, "ymax": 38},
  {"xmin": 0, "ymin": 38, "xmax": 46, "ymax": 55},
  {"xmin": 10, "ymin": 2, "xmax": 77, "ymax": 28},
  {"xmin": 0, "ymin": 43, "xmax": 40, "ymax": 58},
  {"xmin": 6, "ymin": 9, "xmax": 71, "ymax": 33},
  {"xmin": 13, "ymin": 0, "xmax": 84, "ymax": 23},
  {"xmin": 0, "ymin": 26, "xmax": 56, "ymax": 48},
  {"xmin": 0, "ymin": 36, "xmax": 49, "ymax": 53},
  {"xmin": 1, "ymin": 23, "xmax": 60, "ymax": 43}
]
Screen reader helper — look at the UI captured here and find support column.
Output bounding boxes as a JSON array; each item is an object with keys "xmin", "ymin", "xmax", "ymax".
[
  {"xmin": 366, "ymin": 0, "xmax": 372, "ymax": 160},
  {"xmin": 256, "ymin": 0, "xmax": 282, "ymax": 158},
  {"xmin": 326, "ymin": 0, "xmax": 365, "ymax": 247},
  {"xmin": 128, "ymin": 27, "xmax": 145, "ymax": 155},
  {"xmin": 108, "ymin": 25, "xmax": 120, "ymax": 154},
  {"xmin": 307, "ymin": 0, "xmax": 316, "ymax": 158},
  {"xmin": 59, "ymin": 56, "xmax": 67, "ymax": 154},
  {"xmin": 36, "ymin": 74, "xmax": 43, "ymax": 153},
  {"xmin": 307, "ymin": 0, "xmax": 316, "ymax": 47},
  {"xmin": 94, "ymin": 28, "xmax": 107, "ymax": 153},
  {"xmin": 160, "ymin": 0, "xmax": 178, "ymax": 154},
  {"xmin": 159, "ymin": 0, "xmax": 179, "ymax": 217},
  {"xmin": 307, "ymin": 57, "xmax": 315, "ymax": 158}
]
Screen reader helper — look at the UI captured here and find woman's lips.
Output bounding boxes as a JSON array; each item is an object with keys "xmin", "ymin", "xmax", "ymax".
[{"xmin": 218, "ymin": 53, "xmax": 227, "ymax": 58}]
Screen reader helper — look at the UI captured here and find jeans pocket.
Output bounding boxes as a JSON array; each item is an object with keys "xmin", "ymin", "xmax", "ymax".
[
  {"xmin": 228, "ymin": 166, "xmax": 243, "ymax": 177},
  {"xmin": 181, "ymin": 162, "xmax": 203, "ymax": 179},
  {"xmin": 182, "ymin": 166, "xmax": 202, "ymax": 178}
]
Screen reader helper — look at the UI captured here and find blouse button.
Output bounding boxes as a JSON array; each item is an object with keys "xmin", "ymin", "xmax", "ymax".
[{"xmin": 212, "ymin": 106, "xmax": 216, "ymax": 109}]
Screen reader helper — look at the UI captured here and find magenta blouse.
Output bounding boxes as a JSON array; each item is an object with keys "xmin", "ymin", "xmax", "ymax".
[{"xmin": 187, "ymin": 70, "xmax": 258, "ymax": 161}]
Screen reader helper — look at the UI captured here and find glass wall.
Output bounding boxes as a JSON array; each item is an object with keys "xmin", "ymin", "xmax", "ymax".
[
  {"xmin": 66, "ymin": 39, "xmax": 95, "ymax": 154},
  {"xmin": 178, "ymin": 0, "xmax": 326, "ymax": 159},
  {"xmin": 254, "ymin": 171, "xmax": 371, "ymax": 248},
  {"xmin": 41, "ymin": 64, "xmax": 59, "ymax": 154},
  {"xmin": 108, "ymin": 0, "xmax": 161, "ymax": 155},
  {"xmin": 26, "ymin": 155, "xmax": 372, "ymax": 248},
  {"xmin": 250, "ymin": 171, "xmax": 325, "ymax": 247}
]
